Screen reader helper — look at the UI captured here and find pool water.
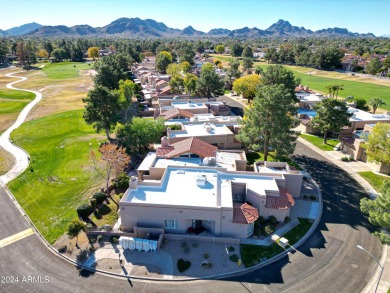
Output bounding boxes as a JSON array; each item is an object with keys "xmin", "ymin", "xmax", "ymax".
[{"xmin": 298, "ymin": 108, "xmax": 317, "ymax": 117}]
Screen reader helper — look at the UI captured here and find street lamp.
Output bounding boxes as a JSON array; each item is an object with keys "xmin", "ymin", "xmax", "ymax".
[{"xmin": 356, "ymin": 245, "xmax": 383, "ymax": 293}]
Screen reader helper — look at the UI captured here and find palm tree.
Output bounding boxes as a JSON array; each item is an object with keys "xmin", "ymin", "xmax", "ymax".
[
  {"xmin": 325, "ymin": 85, "xmax": 334, "ymax": 98},
  {"xmin": 368, "ymin": 97, "xmax": 386, "ymax": 114},
  {"xmin": 334, "ymin": 84, "xmax": 344, "ymax": 99}
]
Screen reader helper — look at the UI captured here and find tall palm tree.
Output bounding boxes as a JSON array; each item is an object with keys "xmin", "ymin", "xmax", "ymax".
[
  {"xmin": 334, "ymin": 84, "xmax": 344, "ymax": 99},
  {"xmin": 368, "ymin": 97, "xmax": 386, "ymax": 114}
]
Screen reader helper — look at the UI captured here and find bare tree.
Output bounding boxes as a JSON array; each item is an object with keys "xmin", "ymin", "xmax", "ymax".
[{"xmin": 90, "ymin": 144, "xmax": 130, "ymax": 203}]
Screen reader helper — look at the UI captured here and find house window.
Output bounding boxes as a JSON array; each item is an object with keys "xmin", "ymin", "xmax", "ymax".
[
  {"xmin": 247, "ymin": 223, "xmax": 254, "ymax": 236},
  {"xmin": 164, "ymin": 220, "xmax": 178, "ymax": 230}
]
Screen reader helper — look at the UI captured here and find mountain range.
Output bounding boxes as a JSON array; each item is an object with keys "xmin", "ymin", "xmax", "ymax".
[{"xmin": 0, "ymin": 18, "xmax": 377, "ymax": 38}]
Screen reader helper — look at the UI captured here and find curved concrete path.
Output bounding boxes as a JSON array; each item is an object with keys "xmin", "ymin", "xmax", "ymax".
[{"xmin": 0, "ymin": 67, "xmax": 43, "ymax": 186}]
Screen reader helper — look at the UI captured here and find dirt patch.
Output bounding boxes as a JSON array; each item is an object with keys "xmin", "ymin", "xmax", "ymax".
[
  {"xmin": 53, "ymin": 231, "xmax": 95, "ymax": 262},
  {"xmin": 0, "ymin": 147, "xmax": 15, "ymax": 176},
  {"xmin": 130, "ymin": 263, "xmax": 164, "ymax": 278},
  {"xmin": 93, "ymin": 258, "xmax": 123, "ymax": 274}
]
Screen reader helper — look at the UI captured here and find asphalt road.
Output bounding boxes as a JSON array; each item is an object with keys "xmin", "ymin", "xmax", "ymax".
[{"xmin": 0, "ymin": 141, "xmax": 382, "ymax": 292}]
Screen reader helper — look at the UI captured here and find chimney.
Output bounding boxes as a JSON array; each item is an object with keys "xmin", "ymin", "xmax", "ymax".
[
  {"xmin": 129, "ymin": 176, "xmax": 138, "ymax": 189},
  {"xmin": 161, "ymin": 136, "xmax": 169, "ymax": 147}
]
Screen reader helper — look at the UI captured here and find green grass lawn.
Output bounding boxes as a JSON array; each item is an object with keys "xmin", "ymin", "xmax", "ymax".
[
  {"xmin": 0, "ymin": 89, "xmax": 35, "ymax": 100},
  {"xmin": 358, "ymin": 171, "xmax": 389, "ymax": 192},
  {"xmin": 300, "ymin": 133, "xmax": 339, "ymax": 151},
  {"xmin": 42, "ymin": 62, "xmax": 91, "ymax": 79},
  {"xmin": 0, "ymin": 100, "xmax": 30, "ymax": 114},
  {"xmin": 90, "ymin": 195, "xmax": 120, "ymax": 227},
  {"xmin": 8, "ymin": 109, "xmax": 105, "ymax": 244},
  {"xmin": 241, "ymin": 218, "xmax": 313, "ymax": 267}
]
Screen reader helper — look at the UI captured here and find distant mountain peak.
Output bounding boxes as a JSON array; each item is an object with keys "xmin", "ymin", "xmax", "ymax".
[{"xmin": 7, "ymin": 18, "xmax": 375, "ymax": 38}]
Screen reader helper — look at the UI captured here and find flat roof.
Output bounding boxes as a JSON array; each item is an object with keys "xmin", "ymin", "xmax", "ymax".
[
  {"xmin": 169, "ymin": 124, "xmax": 233, "ymax": 138},
  {"xmin": 123, "ymin": 167, "xmax": 281, "ymax": 208},
  {"xmin": 138, "ymin": 152, "xmax": 157, "ymax": 171},
  {"xmin": 154, "ymin": 158, "xmax": 202, "ymax": 168},
  {"xmin": 349, "ymin": 107, "xmax": 390, "ymax": 122}
]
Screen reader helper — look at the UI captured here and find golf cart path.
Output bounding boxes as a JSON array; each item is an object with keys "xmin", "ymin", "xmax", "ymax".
[{"xmin": 0, "ymin": 66, "xmax": 44, "ymax": 186}]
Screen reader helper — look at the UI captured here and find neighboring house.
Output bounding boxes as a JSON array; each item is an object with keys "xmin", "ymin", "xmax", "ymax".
[
  {"xmin": 339, "ymin": 124, "xmax": 390, "ymax": 174},
  {"xmin": 167, "ymin": 121, "xmax": 241, "ymax": 149},
  {"xmin": 120, "ymin": 152, "xmax": 301, "ymax": 239},
  {"xmin": 159, "ymin": 107, "xmax": 195, "ymax": 120}
]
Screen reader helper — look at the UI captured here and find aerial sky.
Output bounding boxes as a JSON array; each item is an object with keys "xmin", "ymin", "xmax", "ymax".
[{"xmin": 1, "ymin": 0, "xmax": 389, "ymax": 36}]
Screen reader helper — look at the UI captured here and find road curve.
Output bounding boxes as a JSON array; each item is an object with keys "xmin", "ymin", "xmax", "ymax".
[{"xmin": 0, "ymin": 67, "xmax": 43, "ymax": 186}]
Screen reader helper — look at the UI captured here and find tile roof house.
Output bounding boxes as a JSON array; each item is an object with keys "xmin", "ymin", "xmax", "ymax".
[
  {"xmin": 159, "ymin": 108, "xmax": 195, "ymax": 120},
  {"xmin": 120, "ymin": 148, "xmax": 302, "ymax": 239},
  {"xmin": 158, "ymin": 137, "xmax": 218, "ymax": 159}
]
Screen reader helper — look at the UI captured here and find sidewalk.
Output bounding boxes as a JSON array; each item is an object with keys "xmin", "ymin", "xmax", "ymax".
[{"xmin": 297, "ymin": 137, "xmax": 389, "ymax": 292}]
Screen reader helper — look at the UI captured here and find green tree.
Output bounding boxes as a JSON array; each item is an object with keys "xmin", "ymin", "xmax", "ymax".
[
  {"xmin": 156, "ymin": 51, "xmax": 173, "ymax": 74},
  {"xmin": 0, "ymin": 39, "xmax": 8, "ymax": 62},
  {"xmin": 118, "ymin": 79, "xmax": 136, "ymax": 122},
  {"xmin": 242, "ymin": 57, "xmax": 253, "ymax": 73},
  {"xmin": 169, "ymin": 75, "xmax": 184, "ymax": 94},
  {"xmin": 360, "ymin": 180, "xmax": 390, "ymax": 243},
  {"xmin": 257, "ymin": 65, "xmax": 300, "ymax": 102},
  {"xmin": 231, "ymin": 43, "xmax": 243, "ymax": 57},
  {"xmin": 82, "ymin": 85, "xmax": 121, "ymax": 142},
  {"xmin": 236, "ymin": 84, "xmax": 299, "ymax": 161},
  {"xmin": 362, "ymin": 123, "xmax": 390, "ymax": 170},
  {"xmin": 51, "ymin": 48, "xmax": 67, "ymax": 60},
  {"xmin": 365, "ymin": 57, "xmax": 382, "ymax": 75},
  {"xmin": 43, "ymin": 41, "xmax": 54, "ymax": 55},
  {"xmin": 311, "ymin": 99, "xmax": 352, "ymax": 143},
  {"xmin": 225, "ymin": 58, "xmax": 241, "ymax": 89},
  {"xmin": 233, "ymin": 74, "xmax": 261, "ymax": 103},
  {"xmin": 93, "ymin": 55, "xmax": 126, "ymax": 90},
  {"xmin": 37, "ymin": 49, "xmax": 49, "ymax": 59},
  {"xmin": 117, "ymin": 118, "xmax": 164, "ymax": 155},
  {"xmin": 183, "ymin": 73, "xmax": 198, "ymax": 95},
  {"xmin": 16, "ymin": 41, "xmax": 36, "ymax": 69},
  {"xmin": 355, "ymin": 98, "xmax": 370, "ymax": 111},
  {"xmin": 368, "ymin": 97, "xmax": 386, "ymax": 114},
  {"xmin": 215, "ymin": 45, "xmax": 225, "ymax": 54},
  {"xmin": 67, "ymin": 219, "xmax": 85, "ymax": 248},
  {"xmin": 242, "ymin": 46, "xmax": 253, "ymax": 58},
  {"xmin": 196, "ymin": 63, "xmax": 224, "ymax": 98}
]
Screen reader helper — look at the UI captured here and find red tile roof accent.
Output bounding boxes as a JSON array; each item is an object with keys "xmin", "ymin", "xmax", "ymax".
[
  {"xmin": 160, "ymin": 108, "xmax": 194, "ymax": 120},
  {"xmin": 233, "ymin": 202, "xmax": 259, "ymax": 224},
  {"xmin": 164, "ymin": 137, "xmax": 217, "ymax": 159},
  {"xmin": 156, "ymin": 146, "xmax": 174, "ymax": 156},
  {"xmin": 266, "ymin": 187, "xmax": 295, "ymax": 209}
]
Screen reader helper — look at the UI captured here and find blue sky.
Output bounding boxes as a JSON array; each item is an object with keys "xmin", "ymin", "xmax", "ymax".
[{"xmin": 1, "ymin": 0, "xmax": 389, "ymax": 36}]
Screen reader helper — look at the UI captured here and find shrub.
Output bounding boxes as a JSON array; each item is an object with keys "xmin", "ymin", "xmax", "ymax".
[
  {"xmin": 268, "ymin": 215, "xmax": 277, "ymax": 225},
  {"xmin": 284, "ymin": 216, "xmax": 291, "ymax": 224},
  {"xmin": 303, "ymin": 195, "xmax": 309, "ymax": 200},
  {"xmin": 89, "ymin": 237, "xmax": 96, "ymax": 243},
  {"xmin": 204, "ymin": 253, "xmax": 209, "ymax": 259},
  {"xmin": 310, "ymin": 195, "xmax": 317, "ymax": 201},
  {"xmin": 110, "ymin": 237, "xmax": 119, "ymax": 244},
  {"xmin": 191, "ymin": 242, "xmax": 199, "ymax": 248},
  {"xmin": 77, "ymin": 204, "xmax": 92, "ymax": 220},
  {"xmin": 341, "ymin": 156, "xmax": 350, "ymax": 162},
  {"xmin": 258, "ymin": 216, "xmax": 266, "ymax": 224},
  {"xmin": 58, "ymin": 245, "xmax": 67, "ymax": 253},
  {"xmin": 90, "ymin": 198, "xmax": 97, "ymax": 210},
  {"xmin": 76, "ymin": 250, "xmax": 88, "ymax": 262},
  {"xmin": 97, "ymin": 235, "xmax": 103, "ymax": 242},
  {"xmin": 177, "ymin": 259, "xmax": 191, "ymax": 273},
  {"xmin": 228, "ymin": 246, "xmax": 235, "ymax": 252},
  {"xmin": 229, "ymin": 254, "xmax": 239, "ymax": 263},
  {"xmin": 112, "ymin": 173, "xmax": 130, "ymax": 189},
  {"xmin": 93, "ymin": 192, "xmax": 107, "ymax": 205},
  {"xmin": 201, "ymin": 262, "xmax": 213, "ymax": 269},
  {"xmin": 264, "ymin": 224, "xmax": 274, "ymax": 235},
  {"xmin": 254, "ymin": 227, "xmax": 262, "ymax": 237}
]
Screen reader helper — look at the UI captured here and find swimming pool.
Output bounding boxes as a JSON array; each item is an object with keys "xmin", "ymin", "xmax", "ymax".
[{"xmin": 298, "ymin": 108, "xmax": 317, "ymax": 117}]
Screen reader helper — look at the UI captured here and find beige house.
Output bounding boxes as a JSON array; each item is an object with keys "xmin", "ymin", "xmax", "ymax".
[
  {"xmin": 339, "ymin": 124, "xmax": 390, "ymax": 174},
  {"xmin": 119, "ymin": 147, "xmax": 302, "ymax": 239}
]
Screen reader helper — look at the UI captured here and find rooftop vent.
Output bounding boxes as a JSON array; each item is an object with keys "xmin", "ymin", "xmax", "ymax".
[{"xmin": 196, "ymin": 174, "xmax": 207, "ymax": 186}]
